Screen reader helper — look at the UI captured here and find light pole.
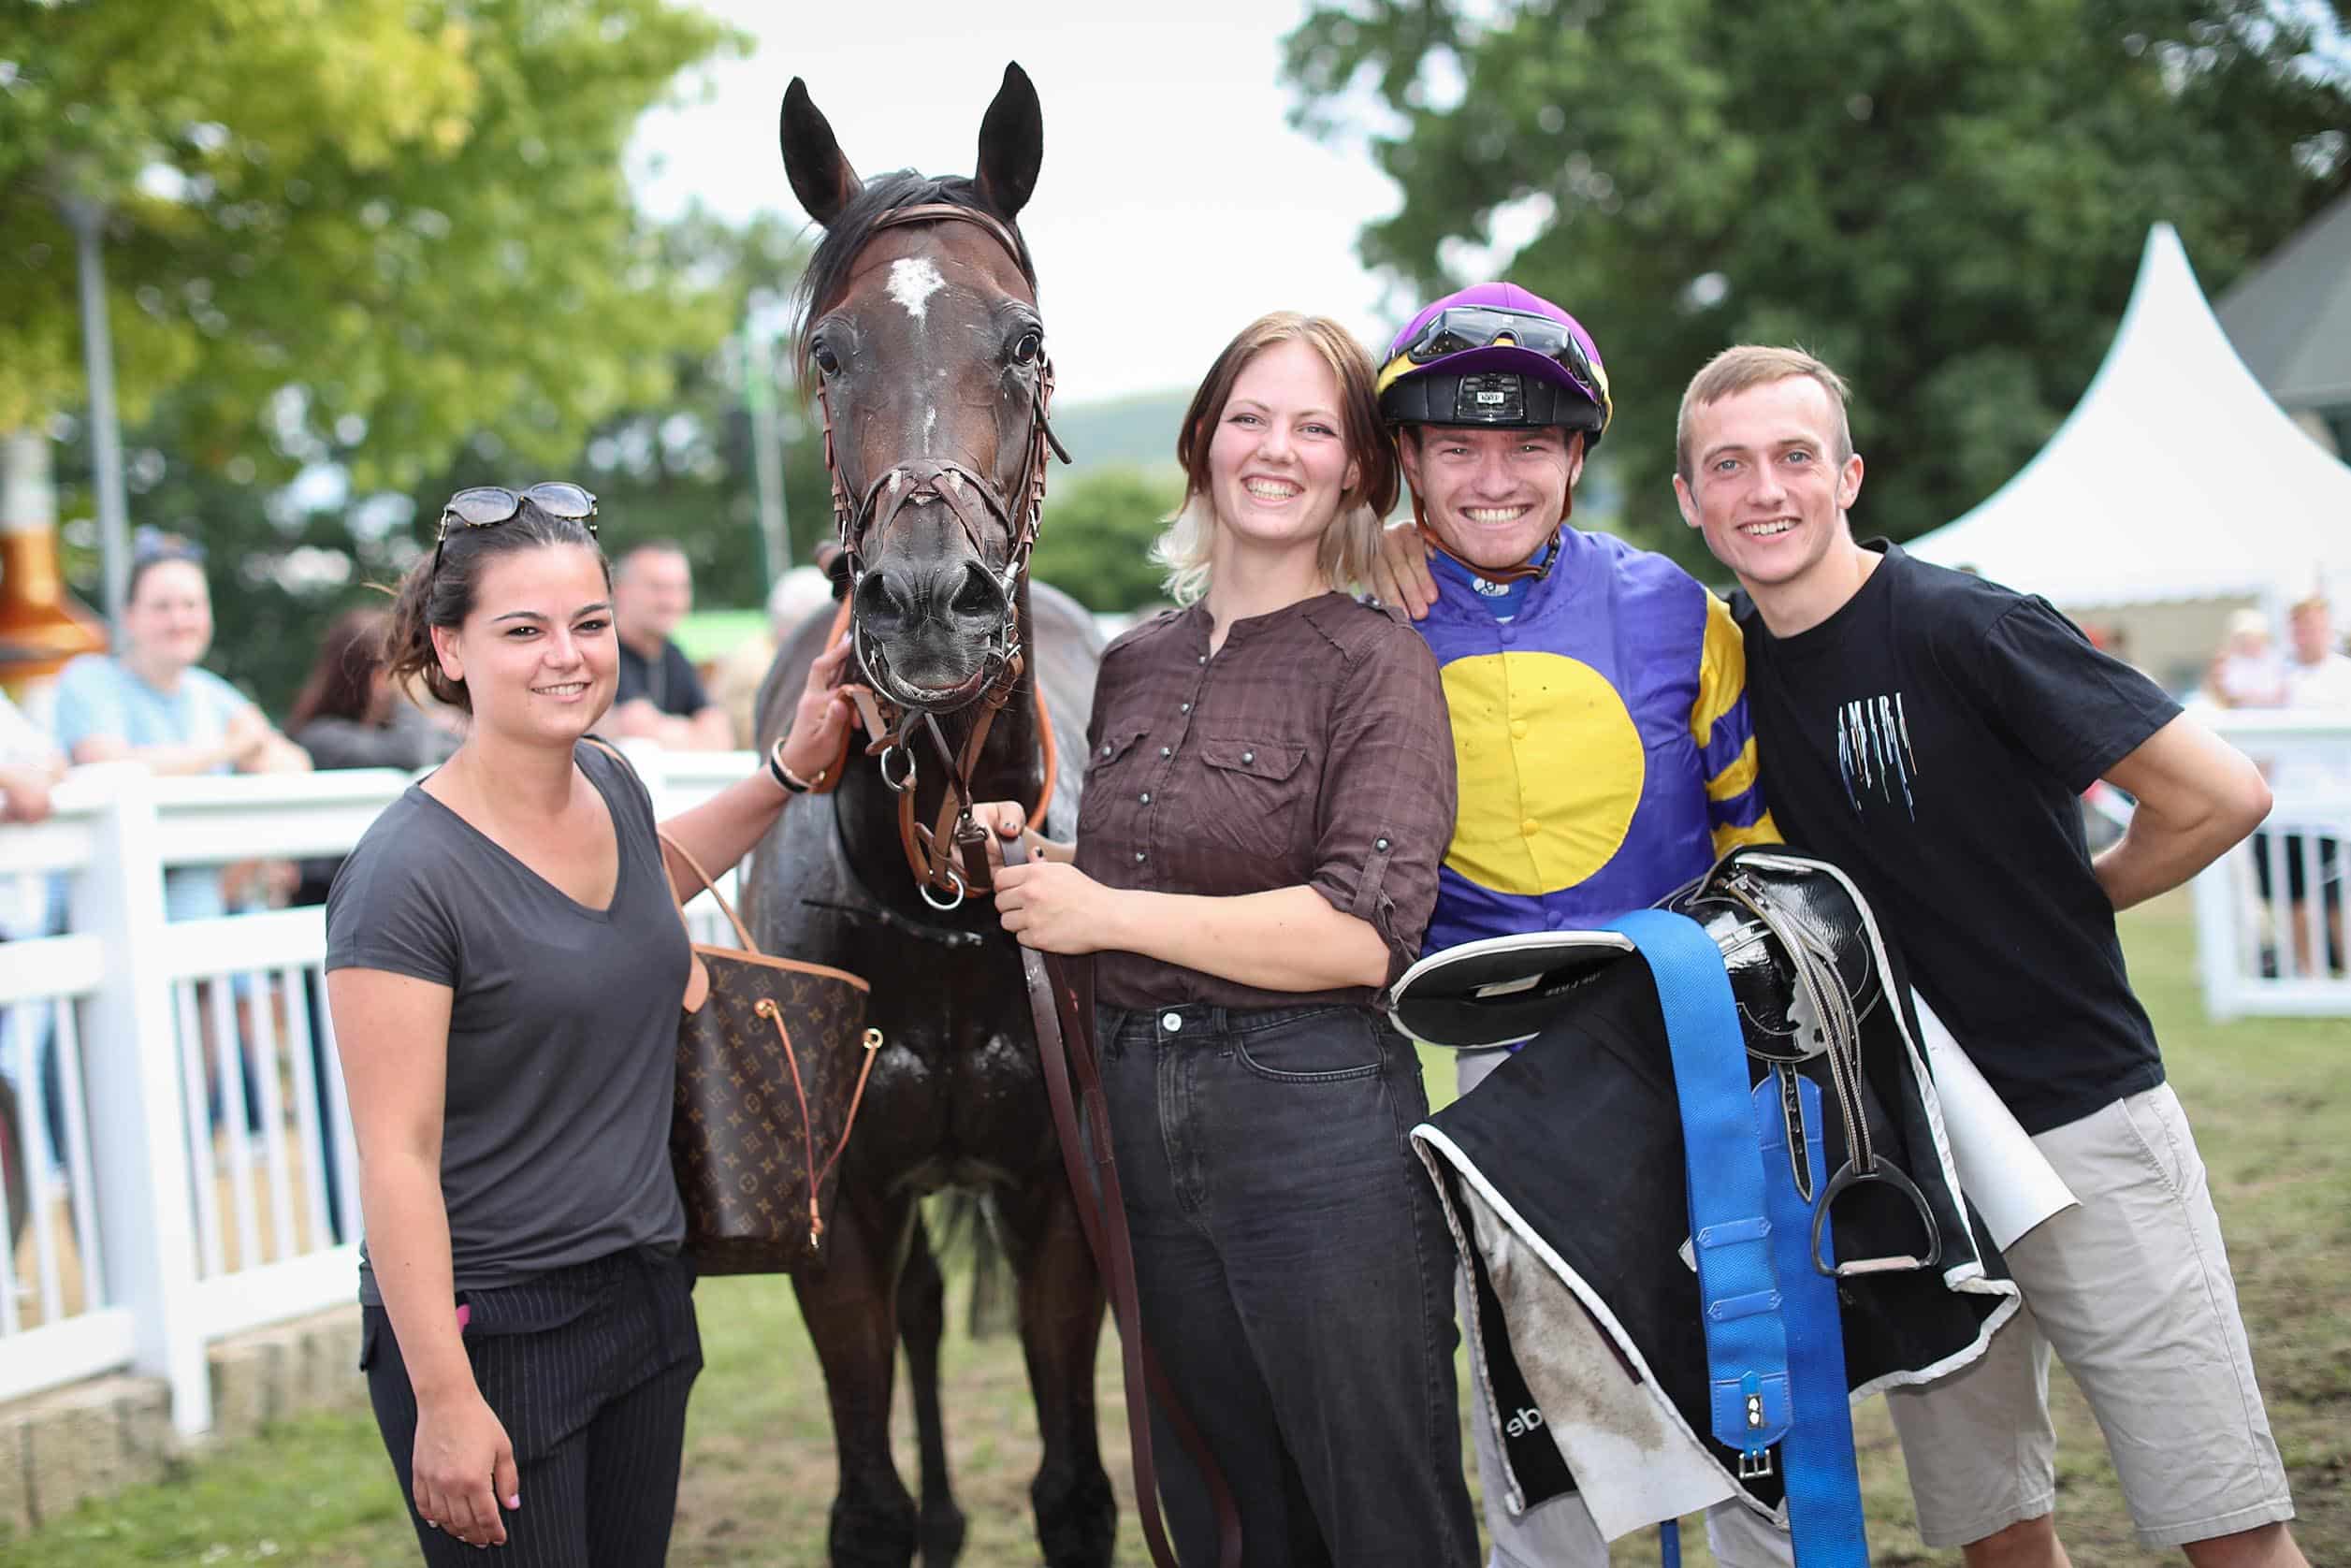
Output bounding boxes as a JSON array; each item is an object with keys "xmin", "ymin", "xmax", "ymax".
[
  {"xmin": 59, "ymin": 191, "xmax": 132, "ymax": 628},
  {"xmin": 743, "ymin": 324, "xmax": 791, "ymax": 581}
]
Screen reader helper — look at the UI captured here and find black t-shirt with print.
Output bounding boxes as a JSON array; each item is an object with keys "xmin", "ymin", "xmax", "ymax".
[{"xmin": 1734, "ymin": 542, "xmax": 2182, "ymax": 1135}]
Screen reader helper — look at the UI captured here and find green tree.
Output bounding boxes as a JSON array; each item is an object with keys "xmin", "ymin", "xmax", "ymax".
[
  {"xmin": 2, "ymin": 0, "xmax": 743, "ymax": 486},
  {"xmin": 48, "ymin": 205, "xmax": 819, "ymax": 715},
  {"xmin": 1031, "ymin": 464, "xmax": 1184, "ymax": 614},
  {"xmin": 410, "ymin": 209, "xmax": 826, "ymax": 612},
  {"xmin": 1284, "ymin": 0, "xmax": 2351, "ymax": 565}
]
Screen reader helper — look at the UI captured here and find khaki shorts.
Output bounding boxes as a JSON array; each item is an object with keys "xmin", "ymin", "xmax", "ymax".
[{"xmin": 1885, "ymin": 1084, "xmax": 2294, "ymax": 1549}]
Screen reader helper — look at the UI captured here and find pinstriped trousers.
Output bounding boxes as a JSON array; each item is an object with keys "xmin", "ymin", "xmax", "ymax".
[{"xmin": 360, "ymin": 1247, "xmax": 703, "ymax": 1566}]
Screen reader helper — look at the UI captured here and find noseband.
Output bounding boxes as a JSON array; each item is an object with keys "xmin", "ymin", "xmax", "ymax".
[{"xmin": 814, "ymin": 201, "xmax": 1072, "ymax": 908}]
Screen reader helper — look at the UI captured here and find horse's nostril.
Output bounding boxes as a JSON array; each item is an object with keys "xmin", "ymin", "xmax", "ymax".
[
  {"xmin": 950, "ymin": 561, "xmax": 1004, "ymax": 619},
  {"xmin": 853, "ymin": 568, "xmax": 909, "ymax": 633}
]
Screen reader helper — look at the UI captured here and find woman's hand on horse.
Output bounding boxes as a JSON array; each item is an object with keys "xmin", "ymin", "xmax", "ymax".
[
  {"xmin": 991, "ymin": 859, "xmax": 1115, "ymax": 953},
  {"xmin": 778, "ymin": 634, "xmax": 867, "ymax": 782},
  {"xmin": 412, "ymin": 1385, "xmax": 520, "ymax": 1548}
]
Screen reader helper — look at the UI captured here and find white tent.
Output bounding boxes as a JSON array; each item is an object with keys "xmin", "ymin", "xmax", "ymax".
[{"xmin": 1908, "ymin": 224, "xmax": 2351, "ymax": 616}]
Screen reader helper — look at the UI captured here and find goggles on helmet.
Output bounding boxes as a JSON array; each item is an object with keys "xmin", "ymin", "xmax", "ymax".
[{"xmin": 1375, "ymin": 304, "xmax": 1609, "ymax": 411}]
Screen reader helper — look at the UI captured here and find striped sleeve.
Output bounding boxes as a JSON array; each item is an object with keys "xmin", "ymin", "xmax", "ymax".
[{"xmin": 1691, "ymin": 591, "xmax": 1779, "ymax": 853}]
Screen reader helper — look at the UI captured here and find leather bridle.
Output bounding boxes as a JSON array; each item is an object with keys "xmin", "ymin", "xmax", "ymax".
[{"xmin": 813, "ymin": 200, "xmax": 1070, "ymax": 911}]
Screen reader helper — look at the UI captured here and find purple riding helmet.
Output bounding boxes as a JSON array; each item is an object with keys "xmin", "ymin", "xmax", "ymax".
[{"xmin": 1376, "ymin": 281, "xmax": 1613, "ymax": 447}]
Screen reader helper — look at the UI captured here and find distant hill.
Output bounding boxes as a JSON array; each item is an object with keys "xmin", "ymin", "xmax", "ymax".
[{"xmin": 1052, "ymin": 389, "xmax": 1189, "ymax": 474}]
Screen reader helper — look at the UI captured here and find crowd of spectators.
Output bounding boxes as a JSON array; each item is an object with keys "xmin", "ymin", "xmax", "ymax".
[{"xmin": 2201, "ymin": 596, "xmax": 2351, "ymax": 976}]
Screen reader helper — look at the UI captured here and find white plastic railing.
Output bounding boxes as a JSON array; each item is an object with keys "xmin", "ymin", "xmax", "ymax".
[
  {"xmin": 2195, "ymin": 710, "xmax": 2351, "ymax": 1020},
  {"xmin": 0, "ymin": 708, "xmax": 2328, "ymax": 1431},
  {"xmin": 0, "ymin": 745, "xmax": 751, "ymax": 1433}
]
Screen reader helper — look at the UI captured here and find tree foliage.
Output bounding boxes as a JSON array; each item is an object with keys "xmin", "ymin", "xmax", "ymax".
[
  {"xmin": 46, "ymin": 205, "xmax": 822, "ymax": 714},
  {"xmin": 413, "ymin": 209, "xmax": 828, "ymax": 613},
  {"xmin": 0, "ymin": 0, "xmax": 743, "ymax": 487},
  {"xmin": 1284, "ymin": 0, "xmax": 2351, "ymax": 562},
  {"xmin": 1031, "ymin": 465, "xmax": 1184, "ymax": 614}
]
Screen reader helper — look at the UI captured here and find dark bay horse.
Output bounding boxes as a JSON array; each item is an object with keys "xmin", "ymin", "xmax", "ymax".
[{"xmin": 741, "ymin": 64, "xmax": 1114, "ymax": 1568}]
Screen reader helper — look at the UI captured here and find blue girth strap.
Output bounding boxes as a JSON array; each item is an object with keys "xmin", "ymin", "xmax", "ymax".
[
  {"xmin": 1758, "ymin": 1074, "xmax": 1870, "ymax": 1563},
  {"xmin": 1605, "ymin": 909, "xmax": 1867, "ymax": 1566}
]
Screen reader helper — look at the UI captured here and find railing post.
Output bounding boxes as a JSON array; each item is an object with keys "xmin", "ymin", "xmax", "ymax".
[
  {"xmin": 2191, "ymin": 859, "xmax": 2242, "ymax": 1022},
  {"xmin": 617, "ymin": 737, "xmax": 678, "ymax": 818},
  {"xmin": 71, "ymin": 765, "xmax": 210, "ymax": 1434}
]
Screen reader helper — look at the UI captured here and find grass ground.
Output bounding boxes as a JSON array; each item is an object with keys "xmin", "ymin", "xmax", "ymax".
[{"xmin": 7, "ymin": 893, "xmax": 2343, "ymax": 1565}]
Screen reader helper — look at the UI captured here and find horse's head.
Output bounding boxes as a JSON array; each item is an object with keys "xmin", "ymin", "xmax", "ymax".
[{"xmin": 782, "ymin": 64, "xmax": 1056, "ymax": 713}]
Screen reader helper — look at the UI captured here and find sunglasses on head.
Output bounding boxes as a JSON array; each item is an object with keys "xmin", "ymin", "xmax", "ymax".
[
  {"xmin": 131, "ymin": 526, "xmax": 206, "ymax": 567},
  {"xmin": 432, "ymin": 482, "xmax": 599, "ymax": 574}
]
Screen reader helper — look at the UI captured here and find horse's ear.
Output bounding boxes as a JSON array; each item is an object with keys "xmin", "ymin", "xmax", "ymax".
[
  {"xmin": 974, "ymin": 62, "xmax": 1042, "ymax": 223},
  {"xmin": 780, "ymin": 77, "xmax": 862, "ymax": 227}
]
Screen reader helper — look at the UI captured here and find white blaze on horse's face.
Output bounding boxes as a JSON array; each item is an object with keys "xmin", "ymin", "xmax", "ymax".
[{"xmin": 887, "ymin": 256, "xmax": 947, "ymax": 327}]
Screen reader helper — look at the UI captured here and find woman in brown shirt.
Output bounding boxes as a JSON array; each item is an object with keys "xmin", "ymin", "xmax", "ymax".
[{"xmin": 975, "ymin": 312, "xmax": 1474, "ymax": 1566}]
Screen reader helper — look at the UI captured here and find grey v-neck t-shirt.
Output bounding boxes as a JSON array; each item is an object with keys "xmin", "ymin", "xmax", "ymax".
[{"xmin": 327, "ymin": 740, "xmax": 691, "ymax": 1303}]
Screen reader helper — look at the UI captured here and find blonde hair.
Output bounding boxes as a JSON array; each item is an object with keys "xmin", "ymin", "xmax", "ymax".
[
  {"xmin": 1151, "ymin": 312, "xmax": 1398, "ymax": 606},
  {"xmin": 1676, "ymin": 344, "xmax": 1855, "ymax": 480}
]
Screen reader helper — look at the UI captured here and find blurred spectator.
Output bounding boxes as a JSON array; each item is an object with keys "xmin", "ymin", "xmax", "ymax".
[
  {"xmin": 2210, "ymin": 605, "xmax": 2287, "ymax": 708},
  {"xmin": 605, "ymin": 540, "xmax": 733, "ymax": 749},
  {"xmin": 707, "ymin": 564, "xmax": 834, "ymax": 748},
  {"xmin": 0, "ymin": 689, "xmax": 67, "ymax": 1237},
  {"xmin": 50, "ymin": 530, "xmax": 310, "ymax": 921},
  {"xmin": 283, "ymin": 607, "xmax": 461, "ymax": 906},
  {"xmin": 2284, "ymin": 595, "xmax": 2351, "ymax": 703},
  {"xmin": 0, "ymin": 689, "xmax": 64, "ymax": 830},
  {"xmin": 51, "ymin": 530, "xmax": 308, "ymax": 1135},
  {"xmin": 2255, "ymin": 595, "xmax": 2351, "ymax": 974},
  {"xmin": 283, "ymin": 606, "xmax": 458, "ymax": 1241}
]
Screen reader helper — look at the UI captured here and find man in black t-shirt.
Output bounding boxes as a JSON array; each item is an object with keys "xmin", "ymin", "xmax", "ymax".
[
  {"xmin": 1674, "ymin": 345, "xmax": 2301, "ymax": 1568},
  {"xmin": 608, "ymin": 541, "xmax": 733, "ymax": 750}
]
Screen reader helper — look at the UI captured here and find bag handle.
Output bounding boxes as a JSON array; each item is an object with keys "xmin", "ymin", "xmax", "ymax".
[
  {"xmin": 576, "ymin": 735, "xmax": 762, "ymax": 955},
  {"xmin": 752, "ymin": 995, "xmax": 883, "ymax": 1250},
  {"xmin": 656, "ymin": 831, "xmax": 760, "ymax": 954}
]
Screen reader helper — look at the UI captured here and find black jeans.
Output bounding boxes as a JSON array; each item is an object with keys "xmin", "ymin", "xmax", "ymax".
[
  {"xmin": 1099, "ymin": 1001, "xmax": 1479, "ymax": 1568},
  {"xmin": 359, "ymin": 1247, "xmax": 702, "ymax": 1567}
]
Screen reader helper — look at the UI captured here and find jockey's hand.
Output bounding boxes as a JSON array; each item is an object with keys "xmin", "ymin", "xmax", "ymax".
[
  {"xmin": 992, "ymin": 857, "xmax": 1114, "ymax": 954},
  {"xmin": 954, "ymin": 800, "xmax": 1070, "ymax": 877},
  {"xmin": 777, "ymin": 634, "xmax": 866, "ymax": 785},
  {"xmin": 1368, "ymin": 519, "xmax": 1440, "ymax": 621}
]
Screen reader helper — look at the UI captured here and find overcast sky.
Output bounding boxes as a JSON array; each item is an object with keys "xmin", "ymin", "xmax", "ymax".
[{"xmin": 627, "ymin": 1, "xmax": 1441, "ymax": 404}]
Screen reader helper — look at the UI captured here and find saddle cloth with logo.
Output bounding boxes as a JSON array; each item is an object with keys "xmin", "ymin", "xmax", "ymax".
[{"xmin": 1397, "ymin": 848, "xmax": 2021, "ymax": 1540}]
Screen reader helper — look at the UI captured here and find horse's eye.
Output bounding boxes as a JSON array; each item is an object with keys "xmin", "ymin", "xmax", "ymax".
[
  {"xmin": 1010, "ymin": 329, "xmax": 1042, "ymax": 367},
  {"xmin": 811, "ymin": 341, "xmax": 841, "ymax": 377}
]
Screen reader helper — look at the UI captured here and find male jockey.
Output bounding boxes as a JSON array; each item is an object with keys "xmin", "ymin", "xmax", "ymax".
[{"xmin": 1370, "ymin": 283, "xmax": 1788, "ymax": 1568}]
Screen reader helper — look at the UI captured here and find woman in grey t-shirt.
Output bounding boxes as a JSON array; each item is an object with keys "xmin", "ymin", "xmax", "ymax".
[{"xmin": 326, "ymin": 486, "xmax": 859, "ymax": 1561}]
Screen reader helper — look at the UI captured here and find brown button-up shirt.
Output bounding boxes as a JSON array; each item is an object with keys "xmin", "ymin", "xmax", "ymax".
[{"xmin": 1075, "ymin": 593, "xmax": 1457, "ymax": 1010}]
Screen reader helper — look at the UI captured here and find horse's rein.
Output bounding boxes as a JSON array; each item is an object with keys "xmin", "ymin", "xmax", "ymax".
[
  {"xmin": 1003, "ymin": 837, "xmax": 1244, "ymax": 1568},
  {"xmin": 812, "ymin": 201, "xmax": 1070, "ymax": 910}
]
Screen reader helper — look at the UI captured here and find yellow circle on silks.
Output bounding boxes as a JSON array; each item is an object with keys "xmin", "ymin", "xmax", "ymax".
[{"xmin": 1440, "ymin": 650, "xmax": 1646, "ymax": 896}]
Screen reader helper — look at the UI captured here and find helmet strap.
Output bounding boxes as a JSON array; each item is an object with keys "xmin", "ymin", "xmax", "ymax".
[{"xmin": 1404, "ymin": 472, "xmax": 1575, "ymax": 586}]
